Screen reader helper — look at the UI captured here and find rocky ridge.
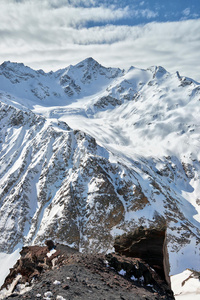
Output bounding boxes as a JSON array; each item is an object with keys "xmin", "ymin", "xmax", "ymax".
[
  {"xmin": 0, "ymin": 58, "xmax": 200, "ymax": 278},
  {"xmin": 1, "ymin": 228, "xmax": 174, "ymax": 299}
]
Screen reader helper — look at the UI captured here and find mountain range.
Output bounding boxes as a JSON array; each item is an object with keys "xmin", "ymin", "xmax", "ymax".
[{"xmin": 0, "ymin": 57, "xmax": 200, "ymax": 288}]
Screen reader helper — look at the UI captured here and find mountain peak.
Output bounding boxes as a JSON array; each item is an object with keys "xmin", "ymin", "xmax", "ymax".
[
  {"xmin": 0, "ymin": 60, "xmax": 24, "ymax": 70},
  {"xmin": 84, "ymin": 57, "xmax": 98, "ymax": 64},
  {"xmin": 74, "ymin": 57, "xmax": 101, "ymax": 69},
  {"xmin": 0, "ymin": 60, "xmax": 37, "ymax": 78}
]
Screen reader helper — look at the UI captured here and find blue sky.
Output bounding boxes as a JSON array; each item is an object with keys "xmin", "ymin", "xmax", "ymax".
[
  {"xmin": 0, "ymin": 0, "xmax": 200, "ymax": 81},
  {"xmin": 85, "ymin": 0, "xmax": 200, "ymax": 26}
]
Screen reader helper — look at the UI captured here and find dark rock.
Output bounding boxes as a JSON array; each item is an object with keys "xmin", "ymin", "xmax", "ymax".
[
  {"xmin": 62, "ymin": 284, "xmax": 70, "ymax": 290},
  {"xmin": 8, "ymin": 293, "xmax": 19, "ymax": 298},
  {"xmin": 105, "ymin": 253, "xmax": 173, "ymax": 299},
  {"xmin": 1, "ymin": 241, "xmax": 174, "ymax": 299},
  {"xmin": 45, "ymin": 240, "xmax": 55, "ymax": 251},
  {"xmin": 114, "ymin": 226, "xmax": 171, "ymax": 287}
]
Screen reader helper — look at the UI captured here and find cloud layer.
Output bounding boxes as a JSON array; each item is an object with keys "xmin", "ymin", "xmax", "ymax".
[{"xmin": 0, "ymin": 0, "xmax": 200, "ymax": 82}]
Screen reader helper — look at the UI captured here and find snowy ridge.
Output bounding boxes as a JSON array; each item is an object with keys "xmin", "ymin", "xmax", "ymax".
[
  {"xmin": 0, "ymin": 58, "xmax": 200, "ymax": 281},
  {"xmin": 0, "ymin": 58, "xmax": 123, "ymax": 108}
]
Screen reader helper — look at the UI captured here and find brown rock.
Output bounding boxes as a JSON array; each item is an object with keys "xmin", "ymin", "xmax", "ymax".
[
  {"xmin": 114, "ymin": 226, "xmax": 171, "ymax": 287},
  {"xmin": 62, "ymin": 284, "xmax": 70, "ymax": 290},
  {"xmin": 0, "ymin": 243, "xmax": 174, "ymax": 299}
]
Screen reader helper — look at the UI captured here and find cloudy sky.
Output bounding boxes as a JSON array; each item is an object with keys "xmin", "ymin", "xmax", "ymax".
[{"xmin": 0, "ymin": 0, "xmax": 200, "ymax": 81}]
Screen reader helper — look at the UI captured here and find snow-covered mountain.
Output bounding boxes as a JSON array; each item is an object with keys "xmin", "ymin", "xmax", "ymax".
[{"xmin": 0, "ymin": 57, "xmax": 200, "ymax": 281}]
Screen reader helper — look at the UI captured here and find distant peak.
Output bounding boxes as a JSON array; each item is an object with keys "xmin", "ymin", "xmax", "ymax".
[
  {"xmin": 83, "ymin": 57, "xmax": 99, "ymax": 64},
  {"xmin": 155, "ymin": 66, "xmax": 167, "ymax": 73},
  {"xmin": 147, "ymin": 65, "xmax": 167, "ymax": 73},
  {"xmin": 75, "ymin": 57, "xmax": 101, "ymax": 69},
  {"xmin": 0, "ymin": 61, "xmax": 34, "ymax": 74},
  {"xmin": 0, "ymin": 61, "xmax": 25, "ymax": 68},
  {"xmin": 147, "ymin": 65, "xmax": 168, "ymax": 80}
]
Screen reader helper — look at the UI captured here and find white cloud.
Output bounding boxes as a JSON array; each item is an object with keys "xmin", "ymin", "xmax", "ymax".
[
  {"xmin": 182, "ymin": 8, "xmax": 190, "ymax": 16},
  {"xmin": 133, "ymin": 8, "xmax": 158, "ymax": 19},
  {"xmin": 0, "ymin": 0, "xmax": 199, "ymax": 82},
  {"xmin": 0, "ymin": 0, "xmax": 130, "ymax": 30}
]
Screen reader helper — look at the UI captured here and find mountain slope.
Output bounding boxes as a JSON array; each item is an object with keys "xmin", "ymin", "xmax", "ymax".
[{"xmin": 0, "ymin": 58, "xmax": 200, "ymax": 278}]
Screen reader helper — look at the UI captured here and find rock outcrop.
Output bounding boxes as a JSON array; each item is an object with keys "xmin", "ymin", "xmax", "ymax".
[
  {"xmin": 0, "ymin": 236, "xmax": 174, "ymax": 299},
  {"xmin": 114, "ymin": 226, "xmax": 170, "ymax": 287}
]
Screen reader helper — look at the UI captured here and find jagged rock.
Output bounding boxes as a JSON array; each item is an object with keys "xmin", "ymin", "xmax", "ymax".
[
  {"xmin": 1, "ymin": 243, "xmax": 78, "ymax": 291},
  {"xmin": 114, "ymin": 226, "xmax": 171, "ymax": 287},
  {"xmin": 106, "ymin": 253, "xmax": 174, "ymax": 299},
  {"xmin": 0, "ymin": 243, "xmax": 174, "ymax": 299},
  {"xmin": 94, "ymin": 95, "xmax": 122, "ymax": 110},
  {"xmin": 45, "ymin": 240, "xmax": 55, "ymax": 251}
]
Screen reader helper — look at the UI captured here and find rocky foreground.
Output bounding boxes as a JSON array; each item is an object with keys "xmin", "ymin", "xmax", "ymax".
[{"xmin": 0, "ymin": 227, "xmax": 174, "ymax": 299}]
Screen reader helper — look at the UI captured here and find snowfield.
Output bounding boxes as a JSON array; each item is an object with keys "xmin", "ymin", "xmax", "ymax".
[{"xmin": 171, "ymin": 269, "xmax": 200, "ymax": 299}]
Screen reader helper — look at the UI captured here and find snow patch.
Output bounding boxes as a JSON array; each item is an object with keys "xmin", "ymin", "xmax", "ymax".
[
  {"xmin": 47, "ymin": 249, "xmax": 56, "ymax": 258},
  {"xmin": 0, "ymin": 274, "xmax": 21, "ymax": 299},
  {"xmin": 44, "ymin": 291, "xmax": 53, "ymax": 299},
  {"xmin": 171, "ymin": 269, "xmax": 200, "ymax": 300},
  {"xmin": 53, "ymin": 280, "xmax": 61, "ymax": 285},
  {"xmin": 118, "ymin": 269, "xmax": 126, "ymax": 276},
  {"xmin": 56, "ymin": 296, "xmax": 66, "ymax": 300}
]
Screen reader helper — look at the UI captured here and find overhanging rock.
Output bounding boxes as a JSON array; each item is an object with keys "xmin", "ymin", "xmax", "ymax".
[{"xmin": 114, "ymin": 225, "xmax": 171, "ymax": 287}]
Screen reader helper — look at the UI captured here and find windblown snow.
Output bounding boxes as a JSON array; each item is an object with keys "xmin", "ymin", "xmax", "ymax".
[{"xmin": 0, "ymin": 58, "xmax": 200, "ymax": 292}]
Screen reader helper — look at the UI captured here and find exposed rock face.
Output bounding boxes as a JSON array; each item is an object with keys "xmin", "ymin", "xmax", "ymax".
[
  {"xmin": 93, "ymin": 95, "xmax": 122, "ymax": 110},
  {"xmin": 0, "ymin": 242, "xmax": 174, "ymax": 300},
  {"xmin": 1, "ymin": 243, "xmax": 78, "ymax": 291},
  {"xmin": 106, "ymin": 253, "xmax": 174, "ymax": 299},
  {"xmin": 114, "ymin": 226, "xmax": 171, "ymax": 287}
]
